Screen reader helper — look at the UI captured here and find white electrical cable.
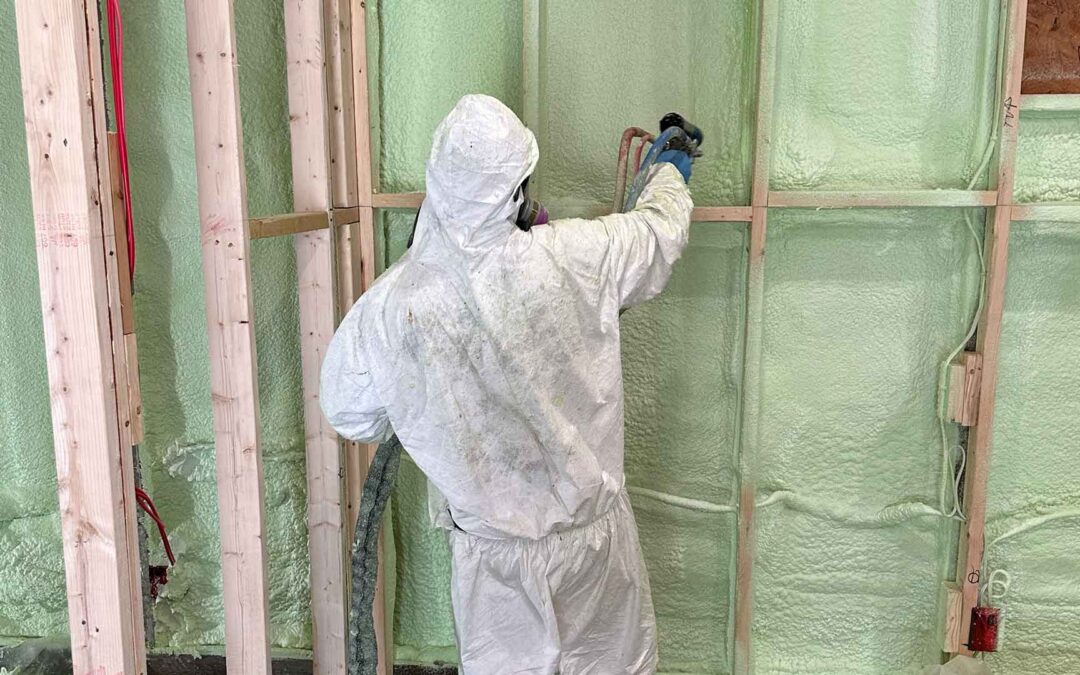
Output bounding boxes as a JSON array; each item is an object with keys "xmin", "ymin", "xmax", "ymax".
[
  {"xmin": 988, "ymin": 509, "xmax": 1080, "ymax": 548},
  {"xmin": 980, "ymin": 568, "xmax": 1011, "ymax": 607},
  {"xmin": 626, "ymin": 486, "xmax": 737, "ymax": 514},
  {"xmin": 936, "ymin": 210, "xmax": 986, "ymax": 520},
  {"xmin": 935, "ymin": 0, "xmax": 1010, "ymax": 521}
]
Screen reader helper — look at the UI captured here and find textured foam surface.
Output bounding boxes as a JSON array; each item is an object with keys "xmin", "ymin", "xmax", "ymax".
[
  {"xmin": 535, "ymin": 1, "xmax": 754, "ymax": 211},
  {"xmin": 2, "ymin": 0, "xmax": 1079, "ymax": 671},
  {"xmin": 622, "ymin": 224, "xmax": 746, "ymax": 671},
  {"xmin": 1014, "ymin": 110, "xmax": 1080, "ymax": 202},
  {"xmin": 752, "ymin": 209, "xmax": 980, "ymax": 673},
  {"xmin": 623, "ymin": 225, "xmax": 746, "ymax": 508},
  {"xmin": 770, "ymin": 0, "xmax": 1000, "ymax": 191},
  {"xmin": 370, "ymin": 0, "xmax": 523, "ymax": 193},
  {"xmin": 390, "ymin": 459, "xmax": 456, "ymax": 660},
  {"xmin": 983, "ymin": 222, "xmax": 1080, "ymax": 675}
]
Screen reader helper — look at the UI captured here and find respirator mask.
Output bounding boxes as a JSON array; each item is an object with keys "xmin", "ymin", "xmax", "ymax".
[{"xmin": 514, "ymin": 176, "xmax": 548, "ymax": 231}]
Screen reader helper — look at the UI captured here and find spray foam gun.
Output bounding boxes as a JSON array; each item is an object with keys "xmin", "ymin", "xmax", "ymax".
[{"xmin": 614, "ymin": 112, "xmax": 704, "ymax": 213}]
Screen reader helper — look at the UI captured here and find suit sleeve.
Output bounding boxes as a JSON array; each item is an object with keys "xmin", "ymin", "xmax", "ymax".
[
  {"xmin": 320, "ymin": 305, "xmax": 393, "ymax": 443},
  {"xmin": 545, "ymin": 162, "xmax": 693, "ymax": 308}
]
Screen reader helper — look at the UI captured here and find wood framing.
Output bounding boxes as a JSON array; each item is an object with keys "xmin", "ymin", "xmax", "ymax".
[
  {"xmin": 107, "ymin": 134, "xmax": 145, "ymax": 445},
  {"xmin": 692, "ymin": 207, "xmax": 754, "ymax": 222},
  {"xmin": 351, "ymin": 0, "xmax": 374, "ymax": 205},
  {"xmin": 947, "ymin": 352, "xmax": 983, "ymax": 427},
  {"xmin": 1019, "ymin": 92, "xmax": 1080, "ymax": 112},
  {"xmin": 329, "ymin": 0, "xmax": 365, "ymax": 546},
  {"xmin": 328, "ymin": 0, "xmax": 359, "ymax": 209},
  {"xmin": 15, "ymin": 1, "xmax": 147, "ymax": 673},
  {"xmin": 943, "ymin": 583, "xmax": 965, "ymax": 653},
  {"xmin": 249, "ymin": 211, "xmax": 330, "ymax": 239},
  {"xmin": 365, "ymin": 194, "xmax": 755, "ymax": 223},
  {"xmin": 372, "ymin": 192, "xmax": 425, "ymax": 209},
  {"xmin": 285, "ymin": 0, "xmax": 349, "ymax": 672},
  {"xmin": 183, "ymin": 1, "xmax": 273, "ymax": 672},
  {"xmin": 768, "ymin": 190, "xmax": 998, "ymax": 209},
  {"xmin": 953, "ymin": 0, "xmax": 1028, "ymax": 657},
  {"xmin": 1011, "ymin": 202, "xmax": 1080, "ymax": 222},
  {"xmin": 733, "ymin": 0, "xmax": 779, "ymax": 671}
]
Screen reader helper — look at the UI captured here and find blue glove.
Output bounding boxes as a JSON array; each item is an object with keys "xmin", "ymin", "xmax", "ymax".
[{"xmin": 656, "ymin": 149, "xmax": 692, "ymax": 183}]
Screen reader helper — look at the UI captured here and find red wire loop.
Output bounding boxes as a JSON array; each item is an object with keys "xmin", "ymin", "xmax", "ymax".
[{"xmin": 135, "ymin": 487, "xmax": 176, "ymax": 566}]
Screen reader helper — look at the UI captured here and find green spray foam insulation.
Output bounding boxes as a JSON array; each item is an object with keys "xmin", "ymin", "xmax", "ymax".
[
  {"xmin": 770, "ymin": 1, "xmax": 1002, "ymax": 191},
  {"xmin": 0, "ymin": 0, "xmax": 1079, "ymax": 672},
  {"xmin": 1015, "ymin": 108, "xmax": 1080, "ymax": 203},
  {"xmin": 982, "ymin": 222, "xmax": 1080, "ymax": 675},
  {"xmin": 751, "ymin": 209, "xmax": 981, "ymax": 673}
]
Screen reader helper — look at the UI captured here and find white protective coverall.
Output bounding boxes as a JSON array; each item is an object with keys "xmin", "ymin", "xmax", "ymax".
[{"xmin": 321, "ymin": 94, "xmax": 693, "ymax": 674}]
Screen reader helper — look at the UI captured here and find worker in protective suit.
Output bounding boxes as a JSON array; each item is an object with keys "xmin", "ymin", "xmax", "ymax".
[{"xmin": 321, "ymin": 94, "xmax": 693, "ymax": 674}]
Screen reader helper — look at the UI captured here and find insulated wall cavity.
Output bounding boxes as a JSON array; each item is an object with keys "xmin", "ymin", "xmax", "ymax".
[
  {"xmin": 621, "ymin": 224, "xmax": 747, "ymax": 672},
  {"xmin": 770, "ymin": 0, "xmax": 1001, "ymax": 190},
  {"xmin": 533, "ymin": 0, "xmax": 755, "ymax": 212},
  {"xmin": 1014, "ymin": 108, "xmax": 1080, "ymax": 202},
  {"xmin": 750, "ymin": 209, "xmax": 981, "ymax": 673},
  {"xmin": 983, "ymin": 221, "xmax": 1080, "ymax": 675},
  {"xmin": 114, "ymin": 0, "xmax": 312, "ymax": 649},
  {"xmin": 369, "ymin": 0, "xmax": 523, "ymax": 193}
]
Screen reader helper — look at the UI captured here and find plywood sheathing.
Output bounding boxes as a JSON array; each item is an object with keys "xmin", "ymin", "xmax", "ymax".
[{"xmin": 1022, "ymin": 0, "xmax": 1080, "ymax": 94}]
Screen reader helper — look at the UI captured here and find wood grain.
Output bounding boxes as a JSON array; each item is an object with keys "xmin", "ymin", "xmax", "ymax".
[
  {"xmin": 183, "ymin": 0, "xmax": 272, "ymax": 671},
  {"xmin": 15, "ymin": 1, "xmax": 146, "ymax": 672}
]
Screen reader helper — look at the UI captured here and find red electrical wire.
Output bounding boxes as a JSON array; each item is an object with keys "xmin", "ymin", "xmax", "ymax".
[
  {"xmin": 136, "ymin": 487, "xmax": 176, "ymax": 566},
  {"xmin": 106, "ymin": 0, "xmax": 135, "ymax": 280},
  {"xmin": 107, "ymin": 1, "xmax": 174, "ymax": 569}
]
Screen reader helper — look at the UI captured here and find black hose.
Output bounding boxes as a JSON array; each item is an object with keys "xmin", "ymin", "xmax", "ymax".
[{"xmin": 348, "ymin": 434, "xmax": 403, "ymax": 675}]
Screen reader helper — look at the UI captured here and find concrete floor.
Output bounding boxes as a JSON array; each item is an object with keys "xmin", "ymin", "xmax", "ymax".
[{"xmin": 0, "ymin": 642, "xmax": 458, "ymax": 675}]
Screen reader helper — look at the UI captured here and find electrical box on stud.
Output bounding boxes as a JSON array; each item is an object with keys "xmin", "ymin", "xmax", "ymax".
[{"xmin": 969, "ymin": 607, "xmax": 1001, "ymax": 652}]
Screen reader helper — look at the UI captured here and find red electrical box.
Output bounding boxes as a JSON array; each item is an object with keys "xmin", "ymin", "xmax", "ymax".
[{"xmin": 969, "ymin": 607, "xmax": 1000, "ymax": 652}]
